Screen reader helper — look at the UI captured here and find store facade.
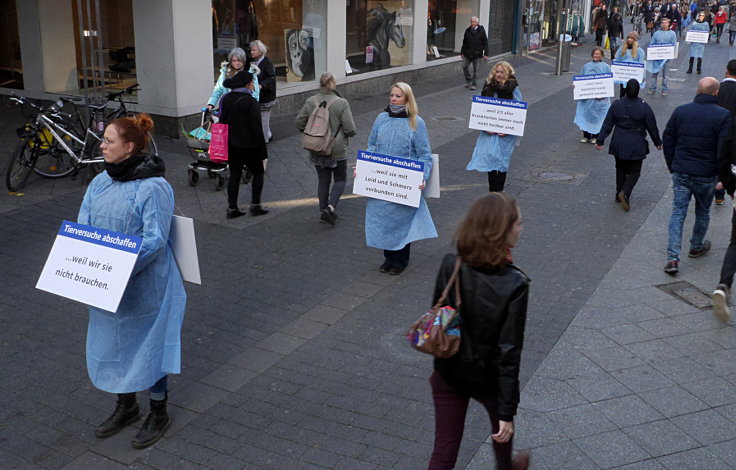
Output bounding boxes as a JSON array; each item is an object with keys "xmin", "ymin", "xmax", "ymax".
[
  {"xmin": 520, "ymin": 0, "xmax": 592, "ymax": 53},
  {"xmin": 1, "ymin": 0, "xmax": 527, "ymax": 134}
]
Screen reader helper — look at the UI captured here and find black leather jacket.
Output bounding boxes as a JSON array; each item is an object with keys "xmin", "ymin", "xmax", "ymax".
[{"xmin": 433, "ymin": 253, "xmax": 530, "ymax": 421}]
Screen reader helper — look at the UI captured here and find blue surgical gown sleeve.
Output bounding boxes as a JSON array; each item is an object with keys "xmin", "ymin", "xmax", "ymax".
[
  {"xmin": 133, "ymin": 182, "xmax": 175, "ymax": 275},
  {"xmin": 366, "ymin": 113, "xmax": 384, "ymax": 152},
  {"xmin": 413, "ymin": 117, "xmax": 433, "ymax": 180}
]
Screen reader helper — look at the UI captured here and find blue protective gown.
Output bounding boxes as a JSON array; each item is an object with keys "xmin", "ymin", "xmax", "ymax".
[
  {"xmin": 364, "ymin": 113, "xmax": 437, "ymax": 251},
  {"xmin": 467, "ymin": 88, "xmax": 523, "ymax": 173},
  {"xmin": 688, "ymin": 21, "xmax": 709, "ymax": 58},
  {"xmin": 613, "ymin": 47, "xmax": 646, "ymax": 88},
  {"xmin": 574, "ymin": 61, "xmax": 612, "ymax": 134},
  {"xmin": 78, "ymin": 172, "xmax": 186, "ymax": 393},
  {"xmin": 646, "ymin": 30, "xmax": 678, "ymax": 74}
]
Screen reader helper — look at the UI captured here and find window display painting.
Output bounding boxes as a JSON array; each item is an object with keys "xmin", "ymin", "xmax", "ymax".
[
  {"xmin": 367, "ymin": 2, "xmax": 408, "ymax": 68},
  {"xmin": 212, "ymin": 1, "xmax": 326, "ymax": 84},
  {"xmin": 284, "ymin": 28, "xmax": 315, "ymax": 82},
  {"xmin": 212, "ymin": 0, "xmax": 258, "ymax": 54}
]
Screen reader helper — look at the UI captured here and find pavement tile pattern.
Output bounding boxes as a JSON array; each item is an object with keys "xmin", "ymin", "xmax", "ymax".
[{"xmin": 1, "ymin": 22, "xmax": 735, "ymax": 470}]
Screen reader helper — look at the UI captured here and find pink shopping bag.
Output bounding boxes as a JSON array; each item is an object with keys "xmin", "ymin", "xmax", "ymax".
[{"xmin": 208, "ymin": 123, "xmax": 228, "ymax": 163}]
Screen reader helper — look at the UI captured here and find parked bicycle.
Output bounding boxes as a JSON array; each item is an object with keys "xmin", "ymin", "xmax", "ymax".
[{"xmin": 5, "ymin": 84, "xmax": 157, "ymax": 192}]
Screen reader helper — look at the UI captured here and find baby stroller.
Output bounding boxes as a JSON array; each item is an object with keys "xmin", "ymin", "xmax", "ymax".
[{"xmin": 184, "ymin": 108, "xmax": 228, "ymax": 191}]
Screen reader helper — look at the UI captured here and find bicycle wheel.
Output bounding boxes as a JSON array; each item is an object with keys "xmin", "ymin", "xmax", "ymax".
[
  {"xmin": 33, "ymin": 137, "xmax": 77, "ymax": 178},
  {"xmin": 5, "ymin": 135, "xmax": 39, "ymax": 192}
]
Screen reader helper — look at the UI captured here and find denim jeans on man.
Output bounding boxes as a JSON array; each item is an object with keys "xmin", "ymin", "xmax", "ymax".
[
  {"xmin": 667, "ymin": 172, "xmax": 716, "ymax": 261},
  {"xmin": 462, "ymin": 57, "xmax": 482, "ymax": 86},
  {"xmin": 649, "ymin": 64, "xmax": 669, "ymax": 92}
]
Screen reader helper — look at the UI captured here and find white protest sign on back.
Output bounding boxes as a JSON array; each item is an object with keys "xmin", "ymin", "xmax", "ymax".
[
  {"xmin": 686, "ymin": 30, "xmax": 709, "ymax": 44},
  {"xmin": 647, "ymin": 44, "xmax": 676, "ymax": 60},
  {"xmin": 573, "ymin": 73, "xmax": 614, "ymax": 100},
  {"xmin": 353, "ymin": 151, "xmax": 424, "ymax": 207},
  {"xmin": 36, "ymin": 221, "xmax": 142, "ymax": 312},
  {"xmin": 426, "ymin": 154, "xmax": 440, "ymax": 199},
  {"xmin": 170, "ymin": 216, "xmax": 201, "ymax": 284},
  {"xmin": 611, "ymin": 61, "xmax": 645, "ymax": 84},
  {"xmin": 468, "ymin": 96, "xmax": 528, "ymax": 137}
]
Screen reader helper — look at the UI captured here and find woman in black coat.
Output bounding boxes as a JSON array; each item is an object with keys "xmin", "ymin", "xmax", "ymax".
[
  {"xmin": 595, "ymin": 79, "xmax": 662, "ymax": 211},
  {"xmin": 219, "ymin": 71, "xmax": 268, "ymax": 218},
  {"xmin": 428, "ymin": 193, "xmax": 530, "ymax": 470},
  {"xmin": 249, "ymin": 40, "xmax": 277, "ymax": 143}
]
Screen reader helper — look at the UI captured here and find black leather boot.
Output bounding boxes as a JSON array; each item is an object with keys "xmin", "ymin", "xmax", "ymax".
[
  {"xmin": 697, "ymin": 58, "xmax": 702, "ymax": 74},
  {"xmin": 687, "ymin": 57, "xmax": 693, "ymax": 73},
  {"xmin": 95, "ymin": 393, "xmax": 140, "ymax": 438},
  {"xmin": 131, "ymin": 394, "xmax": 170, "ymax": 449}
]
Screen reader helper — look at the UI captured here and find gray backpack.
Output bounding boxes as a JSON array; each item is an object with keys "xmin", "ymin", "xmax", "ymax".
[{"xmin": 302, "ymin": 96, "xmax": 342, "ymax": 155}]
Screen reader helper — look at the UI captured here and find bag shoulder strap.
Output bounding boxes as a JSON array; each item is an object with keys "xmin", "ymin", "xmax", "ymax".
[
  {"xmin": 324, "ymin": 96, "xmax": 340, "ymax": 109},
  {"xmin": 434, "ymin": 257, "xmax": 462, "ymax": 310}
]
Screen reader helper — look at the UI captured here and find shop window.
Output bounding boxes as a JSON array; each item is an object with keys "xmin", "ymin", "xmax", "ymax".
[
  {"xmin": 72, "ymin": 0, "xmax": 137, "ymax": 91},
  {"xmin": 427, "ymin": 0, "xmax": 464, "ymax": 61},
  {"xmin": 212, "ymin": 0, "xmax": 327, "ymax": 86},
  {"xmin": 346, "ymin": 0, "xmax": 414, "ymax": 75},
  {"xmin": 523, "ymin": 0, "xmax": 544, "ymax": 52},
  {"xmin": 0, "ymin": 0, "xmax": 23, "ymax": 89}
]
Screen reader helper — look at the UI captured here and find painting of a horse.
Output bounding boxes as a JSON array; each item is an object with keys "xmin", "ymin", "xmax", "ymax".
[{"xmin": 367, "ymin": 4, "xmax": 405, "ymax": 68}]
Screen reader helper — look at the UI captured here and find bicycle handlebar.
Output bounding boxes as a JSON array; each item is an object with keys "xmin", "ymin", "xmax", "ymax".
[
  {"xmin": 10, "ymin": 94, "xmax": 42, "ymax": 111},
  {"xmin": 106, "ymin": 83, "xmax": 140, "ymax": 101}
]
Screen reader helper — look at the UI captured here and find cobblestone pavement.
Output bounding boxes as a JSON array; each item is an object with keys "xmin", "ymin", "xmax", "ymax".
[{"xmin": 1, "ymin": 27, "xmax": 735, "ymax": 469}]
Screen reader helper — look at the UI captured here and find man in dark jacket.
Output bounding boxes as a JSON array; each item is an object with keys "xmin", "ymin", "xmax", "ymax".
[
  {"xmin": 712, "ymin": 60, "xmax": 736, "ymax": 321},
  {"xmin": 662, "ymin": 77, "xmax": 732, "ymax": 274},
  {"xmin": 460, "ymin": 17, "xmax": 489, "ymax": 91}
]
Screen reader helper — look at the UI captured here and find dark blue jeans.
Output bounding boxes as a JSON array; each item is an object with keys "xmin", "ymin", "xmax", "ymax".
[
  {"xmin": 150, "ymin": 375, "xmax": 167, "ymax": 401},
  {"xmin": 667, "ymin": 172, "xmax": 716, "ymax": 261}
]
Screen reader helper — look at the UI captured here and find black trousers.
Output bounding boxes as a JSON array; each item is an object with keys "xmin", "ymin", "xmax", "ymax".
[
  {"xmin": 615, "ymin": 158, "xmax": 643, "ymax": 196},
  {"xmin": 315, "ymin": 159, "xmax": 347, "ymax": 211},
  {"xmin": 384, "ymin": 243, "xmax": 411, "ymax": 268},
  {"xmin": 595, "ymin": 28, "xmax": 604, "ymax": 46},
  {"xmin": 487, "ymin": 171, "xmax": 507, "ymax": 192},
  {"xmin": 720, "ymin": 208, "xmax": 736, "ymax": 288},
  {"xmin": 228, "ymin": 146, "xmax": 264, "ymax": 208}
]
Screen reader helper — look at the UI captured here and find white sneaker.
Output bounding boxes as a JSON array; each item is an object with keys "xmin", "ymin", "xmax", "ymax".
[
  {"xmin": 713, "ymin": 284, "xmax": 732, "ymax": 323},
  {"xmin": 580, "ymin": 138, "xmax": 589, "ymax": 143}
]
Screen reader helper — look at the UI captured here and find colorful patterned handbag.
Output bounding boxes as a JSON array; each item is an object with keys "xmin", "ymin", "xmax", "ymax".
[{"xmin": 407, "ymin": 257, "xmax": 462, "ymax": 358}]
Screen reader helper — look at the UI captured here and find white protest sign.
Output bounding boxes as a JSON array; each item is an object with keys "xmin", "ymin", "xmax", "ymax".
[
  {"xmin": 611, "ymin": 61, "xmax": 645, "ymax": 84},
  {"xmin": 686, "ymin": 30, "xmax": 709, "ymax": 43},
  {"xmin": 36, "ymin": 221, "xmax": 142, "ymax": 312},
  {"xmin": 353, "ymin": 151, "xmax": 424, "ymax": 207},
  {"xmin": 426, "ymin": 154, "xmax": 440, "ymax": 199},
  {"xmin": 468, "ymin": 96, "xmax": 528, "ymax": 137},
  {"xmin": 647, "ymin": 44, "xmax": 676, "ymax": 60},
  {"xmin": 573, "ymin": 73, "xmax": 614, "ymax": 100},
  {"xmin": 170, "ymin": 216, "xmax": 201, "ymax": 284}
]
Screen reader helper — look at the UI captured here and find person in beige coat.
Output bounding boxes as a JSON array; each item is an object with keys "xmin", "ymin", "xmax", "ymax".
[{"xmin": 296, "ymin": 72, "xmax": 357, "ymax": 225}]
